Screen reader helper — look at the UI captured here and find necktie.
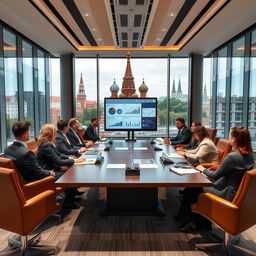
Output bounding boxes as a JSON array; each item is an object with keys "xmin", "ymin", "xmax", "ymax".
[{"xmin": 64, "ymin": 134, "xmax": 71, "ymax": 145}]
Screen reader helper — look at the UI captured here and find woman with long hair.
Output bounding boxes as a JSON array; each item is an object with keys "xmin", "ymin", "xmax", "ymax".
[
  {"xmin": 177, "ymin": 125, "xmax": 219, "ymax": 165},
  {"xmin": 175, "ymin": 127, "xmax": 254, "ymax": 232}
]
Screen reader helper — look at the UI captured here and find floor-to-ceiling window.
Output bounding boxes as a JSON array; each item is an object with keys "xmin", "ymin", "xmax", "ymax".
[
  {"xmin": 249, "ymin": 30, "xmax": 256, "ymax": 149},
  {"xmin": 3, "ymin": 28, "xmax": 18, "ymax": 144},
  {"xmin": 202, "ymin": 57, "xmax": 212, "ymax": 127},
  {"xmin": 230, "ymin": 37, "xmax": 245, "ymax": 128},
  {"xmin": 37, "ymin": 49, "xmax": 46, "ymax": 129},
  {"xmin": 49, "ymin": 58, "xmax": 61, "ymax": 124},
  {"xmin": 216, "ymin": 47, "xmax": 227, "ymax": 137},
  {"xmin": 169, "ymin": 58, "xmax": 189, "ymax": 137},
  {"xmin": 75, "ymin": 58, "xmax": 97, "ymax": 130},
  {"xmin": 22, "ymin": 40, "xmax": 35, "ymax": 137}
]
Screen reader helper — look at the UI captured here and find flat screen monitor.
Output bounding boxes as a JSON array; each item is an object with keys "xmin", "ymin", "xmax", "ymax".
[{"xmin": 104, "ymin": 98, "xmax": 157, "ymax": 131}]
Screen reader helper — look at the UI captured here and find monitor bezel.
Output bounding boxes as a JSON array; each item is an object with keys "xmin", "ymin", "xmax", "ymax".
[{"xmin": 104, "ymin": 97, "xmax": 158, "ymax": 131}]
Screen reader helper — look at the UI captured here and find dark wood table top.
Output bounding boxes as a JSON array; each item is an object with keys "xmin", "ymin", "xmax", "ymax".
[{"xmin": 56, "ymin": 140, "xmax": 212, "ymax": 188}]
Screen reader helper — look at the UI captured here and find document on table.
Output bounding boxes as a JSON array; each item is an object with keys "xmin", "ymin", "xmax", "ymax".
[
  {"xmin": 165, "ymin": 153, "xmax": 184, "ymax": 159},
  {"xmin": 133, "ymin": 159, "xmax": 155, "ymax": 164},
  {"xmin": 169, "ymin": 167, "xmax": 199, "ymax": 175},
  {"xmin": 115, "ymin": 147, "xmax": 129, "ymax": 150},
  {"xmin": 139, "ymin": 164, "xmax": 158, "ymax": 168},
  {"xmin": 106, "ymin": 164, "xmax": 126, "ymax": 169},
  {"xmin": 74, "ymin": 158, "xmax": 97, "ymax": 165},
  {"xmin": 134, "ymin": 147, "xmax": 148, "ymax": 150},
  {"xmin": 87, "ymin": 147, "xmax": 105, "ymax": 151}
]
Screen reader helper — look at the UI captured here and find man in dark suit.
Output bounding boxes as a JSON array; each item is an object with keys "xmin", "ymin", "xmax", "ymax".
[
  {"xmin": 56, "ymin": 120, "xmax": 86, "ymax": 157},
  {"xmin": 164, "ymin": 118, "xmax": 192, "ymax": 145},
  {"xmin": 66, "ymin": 118, "xmax": 94, "ymax": 148},
  {"xmin": 83, "ymin": 117, "xmax": 104, "ymax": 142},
  {"xmin": 4, "ymin": 121, "xmax": 55, "ymax": 181}
]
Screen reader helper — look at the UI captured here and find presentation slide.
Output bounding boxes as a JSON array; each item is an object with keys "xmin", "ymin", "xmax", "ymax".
[{"xmin": 105, "ymin": 98, "xmax": 157, "ymax": 131}]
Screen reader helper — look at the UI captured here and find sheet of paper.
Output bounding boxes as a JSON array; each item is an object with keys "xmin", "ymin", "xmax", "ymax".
[
  {"xmin": 106, "ymin": 164, "xmax": 126, "ymax": 169},
  {"xmin": 139, "ymin": 164, "xmax": 158, "ymax": 168},
  {"xmin": 115, "ymin": 147, "xmax": 129, "ymax": 150},
  {"xmin": 133, "ymin": 159, "xmax": 155, "ymax": 164},
  {"xmin": 169, "ymin": 167, "xmax": 199, "ymax": 175},
  {"xmin": 134, "ymin": 147, "xmax": 148, "ymax": 150},
  {"xmin": 74, "ymin": 159, "xmax": 96, "ymax": 165},
  {"xmin": 87, "ymin": 147, "xmax": 105, "ymax": 151},
  {"xmin": 165, "ymin": 153, "xmax": 184, "ymax": 159}
]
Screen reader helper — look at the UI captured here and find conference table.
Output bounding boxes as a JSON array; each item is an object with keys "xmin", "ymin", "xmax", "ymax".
[{"xmin": 56, "ymin": 140, "xmax": 212, "ymax": 215}]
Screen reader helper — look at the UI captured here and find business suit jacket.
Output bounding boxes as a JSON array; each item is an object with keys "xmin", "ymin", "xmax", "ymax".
[
  {"xmin": 56, "ymin": 130, "xmax": 80, "ymax": 157},
  {"xmin": 36, "ymin": 141, "xmax": 74, "ymax": 173},
  {"xmin": 4, "ymin": 141, "xmax": 50, "ymax": 182},
  {"xmin": 171, "ymin": 125, "xmax": 192, "ymax": 145},
  {"xmin": 203, "ymin": 151, "xmax": 254, "ymax": 201},
  {"xmin": 66, "ymin": 128, "xmax": 87, "ymax": 148},
  {"xmin": 83, "ymin": 124, "xmax": 99, "ymax": 142},
  {"xmin": 185, "ymin": 137, "xmax": 219, "ymax": 164}
]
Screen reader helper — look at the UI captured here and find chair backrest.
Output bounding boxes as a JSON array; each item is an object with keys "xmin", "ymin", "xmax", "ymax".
[
  {"xmin": 232, "ymin": 169, "xmax": 256, "ymax": 234},
  {"xmin": 214, "ymin": 136, "xmax": 220, "ymax": 145},
  {"xmin": 216, "ymin": 138, "xmax": 232, "ymax": 163},
  {"xmin": 0, "ymin": 157, "xmax": 26, "ymax": 186},
  {"xmin": 206, "ymin": 128, "xmax": 217, "ymax": 142},
  {"xmin": 78, "ymin": 127, "xmax": 85, "ymax": 141},
  {"xmin": 26, "ymin": 137, "xmax": 38, "ymax": 155},
  {"xmin": 0, "ymin": 167, "xmax": 26, "ymax": 234}
]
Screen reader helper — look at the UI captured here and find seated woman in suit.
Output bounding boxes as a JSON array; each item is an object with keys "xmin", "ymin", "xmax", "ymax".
[
  {"xmin": 175, "ymin": 127, "xmax": 254, "ymax": 232},
  {"xmin": 36, "ymin": 124, "xmax": 84, "ymax": 176},
  {"xmin": 176, "ymin": 121, "xmax": 201, "ymax": 151},
  {"xmin": 176, "ymin": 125, "xmax": 219, "ymax": 165}
]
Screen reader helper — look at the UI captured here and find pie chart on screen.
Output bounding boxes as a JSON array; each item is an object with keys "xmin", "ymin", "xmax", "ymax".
[{"xmin": 109, "ymin": 107, "xmax": 116, "ymax": 115}]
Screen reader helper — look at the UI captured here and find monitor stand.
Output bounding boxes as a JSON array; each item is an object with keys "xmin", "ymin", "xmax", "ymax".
[{"xmin": 125, "ymin": 131, "xmax": 136, "ymax": 142}]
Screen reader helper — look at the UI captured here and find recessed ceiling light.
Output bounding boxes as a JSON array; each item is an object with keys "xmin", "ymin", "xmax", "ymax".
[
  {"xmin": 169, "ymin": 13, "xmax": 175, "ymax": 17},
  {"xmin": 163, "ymin": 29, "xmax": 166, "ymax": 32},
  {"xmin": 97, "ymin": 38, "xmax": 101, "ymax": 41},
  {"xmin": 92, "ymin": 28, "xmax": 96, "ymax": 32},
  {"xmin": 82, "ymin": 12, "xmax": 89, "ymax": 17},
  {"xmin": 129, "ymin": 19, "xmax": 133, "ymax": 22},
  {"xmin": 157, "ymin": 38, "xmax": 161, "ymax": 41}
]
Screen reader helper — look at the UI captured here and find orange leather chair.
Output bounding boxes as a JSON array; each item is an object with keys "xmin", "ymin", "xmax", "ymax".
[
  {"xmin": 197, "ymin": 138, "xmax": 232, "ymax": 170},
  {"xmin": 25, "ymin": 138, "xmax": 38, "ymax": 155},
  {"xmin": 206, "ymin": 128, "xmax": 217, "ymax": 142},
  {"xmin": 0, "ymin": 157, "xmax": 63, "ymax": 198},
  {"xmin": 191, "ymin": 169, "xmax": 256, "ymax": 252},
  {"xmin": 214, "ymin": 136, "xmax": 220, "ymax": 145},
  {"xmin": 0, "ymin": 167, "xmax": 60, "ymax": 255}
]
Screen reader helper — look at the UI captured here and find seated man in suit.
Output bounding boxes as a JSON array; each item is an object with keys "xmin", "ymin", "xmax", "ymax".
[
  {"xmin": 56, "ymin": 120, "xmax": 86, "ymax": 157},
  {"xmin": 164, "ymin": 118, "xmax": 192, "ymax": 146},
  {"xmin": 66, "ymin": 118, "xmax": 94, "ymax": 148},
  {"xmin": 83, "ymin": 117, "xmax": 104, "ymax": 142},
  {"xmin": 4, "ymin": 121, "xmax": 55, "ymax": 181}
]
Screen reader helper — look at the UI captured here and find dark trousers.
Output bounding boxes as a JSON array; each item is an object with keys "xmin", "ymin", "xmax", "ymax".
[{"xmin": 177, "ymin": 187, "xmax": 212, "ymax": 230}]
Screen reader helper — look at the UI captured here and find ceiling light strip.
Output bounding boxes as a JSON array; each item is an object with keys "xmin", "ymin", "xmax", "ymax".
[
  {"xmin": 42, "ymin": 0, "xmax": 83, "ymax": 45},
  {"xmin": 62, "ymin": 0, "xmax": 97, "ymax": 46},
  {"xmin": 178, "ymin": 0, "xmax": 230, "ymax": 49},
  {"xmin": 78, "ymin": 46, "xmax": 179, "ymax": 51},
  {"xmin": 160, "ymin": 0, "xmax": 197, "ymax": 46},
  {"xmin": 27, "ymin": 0, "xmax": 79, "ymax": 50}
]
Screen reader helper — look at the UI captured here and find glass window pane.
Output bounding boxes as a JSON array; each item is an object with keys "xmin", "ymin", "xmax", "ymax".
[
  {"xmin": 230, "ymin": 37, "xmax": 245, "ymax": 128},
  {"xmin": 169, "ymin": 58, "xmax": 189, "ymax": 137},
  {"xmin": 50, "ymin": 58, "xmax": 61, "ymax": 124},
  {"xmin": 248, "ymin": 30, "xmax": 256, "ymax": 149},
  {"xmin": 37, "ymin": 49, "xmax": 46, "ymax": 128},
  {"xmin": 202, "ymin": 57, "xmax": 213, "ymax": 128},
  {"xmin": 4, "ymin": 29, "xmax": 18, "ymax": 144},
  {"xmin": 22, "ymin": 40, "xmax": 35, "ymax": 137},
  {"xmin": 75, "ymin": 58, "xmax": 97, "ymax": 130},
  {"xmin": 216, "ymin": 47, "xmax": 227, "ymax": 137}
]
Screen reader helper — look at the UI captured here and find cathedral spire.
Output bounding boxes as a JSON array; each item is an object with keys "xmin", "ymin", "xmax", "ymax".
[
  {"xmin": 171, "ymin": 79, "xmax": 176, "ymax": 96},
  {"xmin": 121, "ymin": 52, "xmax": 136, "ymax": 97},
  {"xmin": 77, "ymin": 73, "xmax": 86, "ymax": 99},
  {"xmin": 177, "ymin": 76, "xmax": 182, "ymax": 95}
]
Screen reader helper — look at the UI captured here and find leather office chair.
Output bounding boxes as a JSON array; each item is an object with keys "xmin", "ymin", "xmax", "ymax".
[
  {"xmin": 206, "ymin": 128, "xmax": 217, "ymax": 142},
  {"xmin": 0, "ymin": 157, "xmax": 63, "ymax": 199},
  {"xmin": 197, "ymin": 138, "xmax": 232, "ymax": 171},
  {"xmin": 0, "ymin": 167, "xmax": 60, "ymax": 255},
  {"xmin": 191, "ymin": 169, "xmax": 256, "ymax": 253},
  {"xmin": 214, "ymin": 136, "xmax": 220, "ymax": 145},
  {"xmin": 25, "ymin": 138, "xmax": 38, "ymax": 155}
]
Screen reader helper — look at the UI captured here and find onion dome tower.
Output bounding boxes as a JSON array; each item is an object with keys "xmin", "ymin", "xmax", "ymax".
[
  {"xmin": 138, "ymin": 78, "xmax": 148, "ymax": 98},
  {"xmin": 109, "ymin": 78, "xmax": 119, "ymax": 98},
  {"xmin": 121, "ymin": 52, "xmax": 136, "ymax": 97}
]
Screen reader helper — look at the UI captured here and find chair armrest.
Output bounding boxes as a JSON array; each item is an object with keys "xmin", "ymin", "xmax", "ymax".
[
  {"xmin": 174, "ymin": 144, "xmax": 188, "ymax": 149},
  {"xmin": 23, "ymin": 190, "xmax": 60, "ymax": 234},
  {"xmin": 23, "ymin": 176, "xmax": 55, "ymax": 199},
  {"xmin": 196, "ymin": 162, "xmax": 220, "ymax": 168},
  {"xmin": 192, "ymin": 192, "xmax": 239, "ymax": 235}
]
